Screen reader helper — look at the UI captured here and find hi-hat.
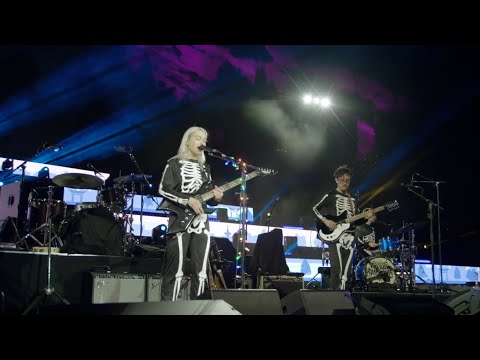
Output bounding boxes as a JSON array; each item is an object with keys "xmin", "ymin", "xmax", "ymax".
[
  {"xmin": 53, "ymin": 173, "xmax": 103, "ymax": 189},
  {"xmin": 114, "ymin": 174, "xmax": 152, "ymax": 184}
]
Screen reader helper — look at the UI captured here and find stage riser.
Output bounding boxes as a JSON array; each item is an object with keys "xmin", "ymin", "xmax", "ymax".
[{"xmin": 0, "ymin": 251, "xmax": 163, "ymax": 314}]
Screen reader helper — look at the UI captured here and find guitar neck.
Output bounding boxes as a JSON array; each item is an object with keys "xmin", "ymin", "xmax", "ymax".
[
  {"xmin": 344, "ymin": 205, "xmax": 386, "ymax": 224},
  {"xmin": 200, "ymin": 171, "xmax": 261, "ymax": 203}
]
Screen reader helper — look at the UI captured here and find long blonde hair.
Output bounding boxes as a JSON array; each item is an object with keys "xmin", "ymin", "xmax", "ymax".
[{"xmin": 173, "ymin": 126, "xmax": 207, "ymax": 165}]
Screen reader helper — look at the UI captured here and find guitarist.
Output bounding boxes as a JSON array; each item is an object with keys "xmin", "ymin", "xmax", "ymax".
[
  {"xmin": 312, "ymin": 165, "xmax": 375, "ymax": 291},
  {"xmin": 158, "ymin": 126, "xmax": 224, "ymax": 301}
]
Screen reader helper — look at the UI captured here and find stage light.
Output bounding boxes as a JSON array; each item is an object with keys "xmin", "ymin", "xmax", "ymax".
[
  {"xmin": 320, "ymin": 97, "xmax": 331, "ymax": 108},
  {"xmin": 38, "ymin": 166, "xmax": 50, "ymax": 179},
  {"xmin": 2, "ymin": 158, "xmax": 13, "ymax": 171},
  {"xmin": 303, "ymin": 94, "xmax": 313, "ymax": 104}
]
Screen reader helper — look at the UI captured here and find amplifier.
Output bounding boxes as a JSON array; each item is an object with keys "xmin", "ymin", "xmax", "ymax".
[
  {"xmin": 91, "ymin": 272, "xmax": 146, "ymax": 304},
  {"xmin": 145, "ymin": 275, "xmax": 192, "ymax": 301},
  {"xmin": 146, "ymin": 274, "xmax": 162, "ymax": 302},
  {"xmin": 258, "ymin": 275, "xmax": 304, "ymax": 299}
]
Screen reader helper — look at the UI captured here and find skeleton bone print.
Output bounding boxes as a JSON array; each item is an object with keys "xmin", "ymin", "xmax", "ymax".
[
  {"xmin": 335, "ymin": 194, "xmax": 356, "ymax": 250},
  {"xmin": 179, "ymin": 160, "xmax": 204, "ymax": 193}
]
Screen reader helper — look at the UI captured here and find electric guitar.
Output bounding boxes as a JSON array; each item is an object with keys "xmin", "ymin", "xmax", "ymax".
[
  {"xmin": 165, "ymin": 168, "xmax": 276, "ymax": 234},
  {"xmin": 316, "ymin": 200, "xmax": 399, "ymax": 243}
]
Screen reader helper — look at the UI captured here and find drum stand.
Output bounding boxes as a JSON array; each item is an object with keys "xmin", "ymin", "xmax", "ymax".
[
  {"xmin": 20, "ymin": 195, "xmax": 63, "ymax": 249},
  {"xmin": 22, "ymin": 185, "xmax": 70, "ymax": 315}
]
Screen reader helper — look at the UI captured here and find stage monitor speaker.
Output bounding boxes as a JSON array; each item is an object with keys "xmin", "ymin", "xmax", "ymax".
[
  {"xmin": 355, "ymin": 292, "xmax": 455, "ymax": 315},
  {"xmin": 39, "ymin": 300, "xmax": 242, "ymax": 315},
  {"xmin": 258, "ymin": 275, "xmax": 304, "ymax": 299},
  {"xmin": 442, "ymin": 288, "xmax": 480, "ymax": 315},
  {"xmin": 211, "ymin": 289, "xmax": 283, "ymax": 315},
  {"xmin": 281, "ymin": 289, "xmax": 355, "ymax": 315}
]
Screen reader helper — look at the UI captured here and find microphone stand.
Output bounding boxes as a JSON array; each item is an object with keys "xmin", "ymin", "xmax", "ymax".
[
  {"xmin": 405, "ymin": 183, "xmax": 444, "ymax": 297},
  {"xmin": 264, "ymin": 198, "xmax": 279, "ymax": 232},
  {"xmin": 125, "ymin": 148, "xmax": 152, "ymax": 244},
  {"xmin": 203, "ymin": 149, "xmax": 265, "ymax": 290}
]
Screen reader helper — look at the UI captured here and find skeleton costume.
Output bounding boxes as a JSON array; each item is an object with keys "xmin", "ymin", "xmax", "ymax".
[
  {"xmin": 159, "ymin": 158, "xmax": 217, "ymax": 301},
  {"xmin": 313, "ymin": 190, "xmax": 366, "ymax": 290}
]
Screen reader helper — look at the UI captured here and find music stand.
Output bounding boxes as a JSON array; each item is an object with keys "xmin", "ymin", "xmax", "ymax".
[{"xmin": 22, "ymin": 185, "xmax": 70, "ymax": 315}]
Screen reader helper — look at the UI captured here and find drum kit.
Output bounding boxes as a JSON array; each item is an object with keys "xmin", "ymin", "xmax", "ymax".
[
  {"xmin": 21, "ymin": 171, "xmax": 152, "ymax": 255},
  {"xmin": 354, "ymin": 223, "xmax": 419, "ymax": 292}
]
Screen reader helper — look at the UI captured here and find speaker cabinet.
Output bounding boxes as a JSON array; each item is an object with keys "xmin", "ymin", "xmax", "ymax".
[
  {"xmin": 91, "ymin": 272, "xmax": 146, "ymax": 304},
  {"xmin": 353, "ymin": 291, "xmax": 454, "ymax": 315},
  {"xmin": 281, "ymin": 289, "xmax": 355, "ymax": 315},
  {"xmin": 211, "ymin": 289, "xmax": 283, "ymax": 315}
]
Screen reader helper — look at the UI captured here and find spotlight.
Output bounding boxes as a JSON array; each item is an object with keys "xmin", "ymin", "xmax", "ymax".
[
  {"xmin": 2, "ymin": 158, "xmax": 13, "ymax": 171},
  {"xmin": 38, "ymin": 167, "xmax": 50, "ymax": 179},
  {"xmin": 152, "ymin": 223, "xmax": 168, "ymax": 245}
]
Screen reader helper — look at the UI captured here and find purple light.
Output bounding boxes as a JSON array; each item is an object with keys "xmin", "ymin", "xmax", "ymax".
[{"xmin": 357, "ymin": 119, "xmax": 375, "ymax": 157}]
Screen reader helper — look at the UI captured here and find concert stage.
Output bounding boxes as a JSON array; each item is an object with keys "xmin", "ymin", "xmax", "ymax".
[{"xmin": 1, "ymin": 249, "xmax": 478, "ymax": 315}]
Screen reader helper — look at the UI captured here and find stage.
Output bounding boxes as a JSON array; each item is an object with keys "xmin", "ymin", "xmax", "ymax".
[{"xmin": 1, "ymin": 249, "xmax": 478, "ymax": 315}]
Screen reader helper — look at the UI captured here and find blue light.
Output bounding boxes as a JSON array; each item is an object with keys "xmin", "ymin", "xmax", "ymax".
[
  {"xmin": 283, "ymin": 225, "xmax": 304, "ymax": 230},
  {"xmin": 159, "ymin": 224, "xmax": 167, "ymax": 232},
  {"xmin": 0, "ymin": 181, "xmax": 3, "ymax": 186}
]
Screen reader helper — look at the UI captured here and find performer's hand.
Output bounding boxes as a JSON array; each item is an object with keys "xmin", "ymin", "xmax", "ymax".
[
  {"xmin": 364, "ymin": 208, "xmax": 375, "ymax": 223},
  {"xmin": 188, "ymin": 197, "xmax": 204, "ymax": 215},
  {"xmin": 366, "ymin": 214, "xmax": 377, "ymax": 224},
  {"xmin": 212, "ymin": 186, "xmax": 224, "ymax": 201},
  {"xmin": 324, "ymin": 219, "xmax": 337, "ymax": 230}
]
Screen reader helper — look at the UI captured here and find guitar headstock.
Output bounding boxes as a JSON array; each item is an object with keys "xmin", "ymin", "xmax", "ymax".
[
  {"xmin": 255, "ymin": 167, "xmax": 277, "ymax": 176},
  {"xmin": 386, "ymin": 200, "xmax": 400, "ymax": 211}
]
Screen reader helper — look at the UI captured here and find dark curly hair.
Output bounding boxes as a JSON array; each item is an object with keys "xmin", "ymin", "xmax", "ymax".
[{"xmin": 334, "ymin": 165, "xmax": 352, "ymax": 179}]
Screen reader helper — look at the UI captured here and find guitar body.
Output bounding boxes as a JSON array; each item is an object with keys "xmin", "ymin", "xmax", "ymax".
[
  {"xmin": 315, "ymin": 201, "xmax": 400, "ymax": 243},
  {"xmin": 164, "ymin": 168, "xmax": 276, "ymax": 235},
  {"xmin": 164, "ymin": 197, "xmax": 215, "ymax": 235},
  {"xmin": 316, "ymin": 212, "xmax": 351, "ymax": 243}
]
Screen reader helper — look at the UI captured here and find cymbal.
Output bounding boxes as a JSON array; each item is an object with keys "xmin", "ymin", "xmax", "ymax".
[
  {"xmin": 395, "ymin": 223, "xmax": 414, "ymax": 235},
  {"xmin": 114, "ymin": 174, "xmax": 152, "ymax": 184},
  {"xmin": 53, "ymin": 173, "xmax": 103, "ymax": 189},
  {"xmin": 395, "ymin": 221, "xmax": 427, "ymax": 235}
]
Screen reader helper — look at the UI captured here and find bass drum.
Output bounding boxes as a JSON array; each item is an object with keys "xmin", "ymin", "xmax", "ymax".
[
  {"xmin": 355, "ymin": 256, "xmax": 397, "ymax": 286},
  {"xmin": 59, "ymin": 207, "xmax": 124, "ymax": 256}
]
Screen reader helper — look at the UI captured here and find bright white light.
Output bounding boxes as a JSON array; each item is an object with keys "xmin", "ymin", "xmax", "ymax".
[
  {"xmin": 303, "ymin": 94, "xmax": 313, "ymax": 104},
  {"xmin": 313, "ymin": 97, "xmax": 320, "ymax": 105},
  {"xmin": 320, "ymin": 97, "xmax": 331, "ymax": 108}
]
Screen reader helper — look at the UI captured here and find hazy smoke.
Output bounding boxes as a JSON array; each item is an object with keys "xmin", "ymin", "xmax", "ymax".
[{"xmin": 243, "ymin": 98, "xmax": 327, "ymax": 168}]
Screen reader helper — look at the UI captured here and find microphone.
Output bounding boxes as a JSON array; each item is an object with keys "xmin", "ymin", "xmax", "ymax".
[
  {"xmin": 400, "ymin": 182, "xmax": 422, "ymax": 190},
  {"xmin": 86, "ymin": 163, "xmax": 101, "ymax": 176},
  {"xmin": 115, "ymin": 145, "xmax": 133, "ymax": 153},
  {"xmin": 198, "ymin": 145, "xmax": 219, "ymax": 153}
]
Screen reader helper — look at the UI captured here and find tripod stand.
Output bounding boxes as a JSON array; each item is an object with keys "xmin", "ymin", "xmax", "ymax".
[{"xmin": 22, "ymin": 185, "xmax": 70, "ymax": 315}]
